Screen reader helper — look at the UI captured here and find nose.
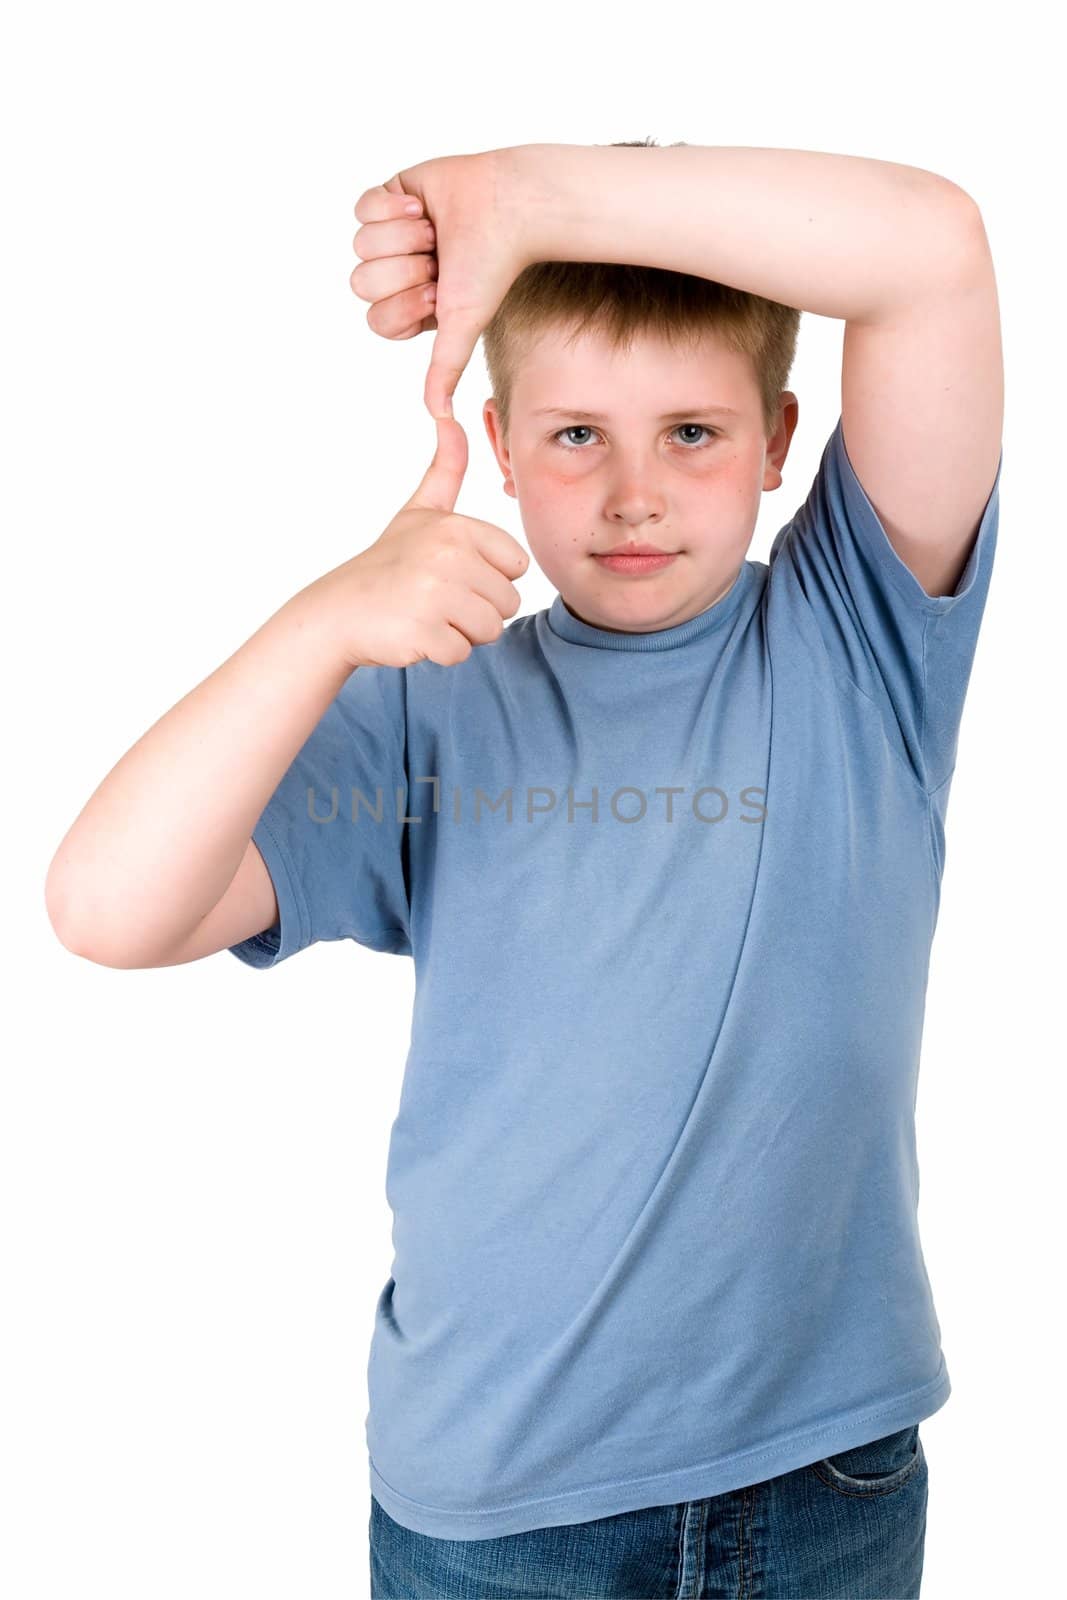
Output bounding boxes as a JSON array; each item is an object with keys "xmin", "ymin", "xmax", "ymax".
[
  {"xmin": 607, "ymin": 498, "xmax": 664, "ymax": 525},
  {"xmin": 606, "ymin": 476, "xmax": 666, "ymax": 524},
  {"xmin": 601, "ymin": 445, "xmax": 669, "ymax": 526}
]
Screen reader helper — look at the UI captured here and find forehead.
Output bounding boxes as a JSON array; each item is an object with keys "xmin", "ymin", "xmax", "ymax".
[{"xmin": 510, "ymin": 324, "xmax": 755, "ymax": 414}]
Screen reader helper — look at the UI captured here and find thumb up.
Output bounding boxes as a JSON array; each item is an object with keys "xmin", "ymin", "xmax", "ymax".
[{"xmin": 307, "ymin": 416, "xmax": 530, "ymax": 672}]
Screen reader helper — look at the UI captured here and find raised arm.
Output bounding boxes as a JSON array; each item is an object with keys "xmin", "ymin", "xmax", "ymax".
[{"xmin": 45, "ymin": 416, "xmax": 526, "ymax": 969}]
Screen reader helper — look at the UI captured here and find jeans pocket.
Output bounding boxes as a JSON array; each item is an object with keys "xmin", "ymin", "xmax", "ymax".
[{"xmin": 812, "ymin": 1424, "xmax": 925, "ymax": 1496}]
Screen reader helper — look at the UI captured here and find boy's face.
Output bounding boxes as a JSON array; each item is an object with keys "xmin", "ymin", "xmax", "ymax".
[{"xmin": 483, "ymin": 325, "xmax": 798, "ymax": 634}]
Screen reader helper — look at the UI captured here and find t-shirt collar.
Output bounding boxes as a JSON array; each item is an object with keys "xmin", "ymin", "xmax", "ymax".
[{"xmin": 546, "ymin": 562, "xmax": 754, "ymax": 652}]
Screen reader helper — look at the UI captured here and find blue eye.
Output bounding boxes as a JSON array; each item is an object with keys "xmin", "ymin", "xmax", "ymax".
[
  {"xmin": 675, "ymin": 423, "xmax": 715, "ymax": 447},
  {"xmin": 550, "ymin": 423, "xmax": 719, "ymax": 450}
]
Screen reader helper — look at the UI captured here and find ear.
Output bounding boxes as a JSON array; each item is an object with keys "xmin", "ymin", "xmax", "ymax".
[
  {"xmin": 763, "ymin": 393, "xmax": 801, "ymax": 491},
  {"xmin": 483, "ymin": 399, "xmax": 517, "ymax": 499}
]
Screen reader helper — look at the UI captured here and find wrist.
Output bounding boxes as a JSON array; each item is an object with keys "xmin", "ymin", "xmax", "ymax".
[
  {"xmin": 501, "ymin": 143, "xmax": 586, "ymax": 266},
  {"xmin": 274, "ymin": 578, "xmax": 362, "ymax": 684}
]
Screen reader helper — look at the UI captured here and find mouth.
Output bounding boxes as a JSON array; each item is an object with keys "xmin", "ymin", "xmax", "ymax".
[
  {"xmin": 592, "ymin": 545, "xmax": 680, "ymax": 576},
  {"xmin": 597, "ymin": 542, "xmax": 673, "ymax": 557}
]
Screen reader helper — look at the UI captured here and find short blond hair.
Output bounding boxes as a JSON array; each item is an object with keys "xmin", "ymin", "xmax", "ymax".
[{"xmin": 482, "ymin": 138, "xmax": 801, "ymax": 444}]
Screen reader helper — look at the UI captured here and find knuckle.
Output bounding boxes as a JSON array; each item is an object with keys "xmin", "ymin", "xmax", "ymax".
[
  {"xmin": 366, "ymin": 297, "xmax": 417, "ymax": 339},
  {"xmin": 352, "ymin": 223, "xmax": 387, "ymax": 262},
  {"xmin": 354, "ymin": 186, "xmax": 392, "ymax": 223},
  {"xmin": 439, "ymin": 635, "xmax": 470, "ymax": 665},
  {"xmin": 432, "ymin": 519, "xmax": 465, "ymax": 551},
  {"xmin": 353, "ymin": 254, "xmax": 432, "ymax": 309},
  {"xmin": 413, "ymin": 566, "xmax": 445, "ymax": 599},
  {"xmin": 430, "ymin": 543, "xmax": 463, "ymax": 574}
]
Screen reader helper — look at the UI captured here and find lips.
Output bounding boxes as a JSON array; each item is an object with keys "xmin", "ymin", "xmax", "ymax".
[
  {"xmin": 593, "ymin": 549, "xmax": 679, "ymax": 576},
  {"xmin": 597, "ymin": 542, "xmax": 674, "ymax": 556}
]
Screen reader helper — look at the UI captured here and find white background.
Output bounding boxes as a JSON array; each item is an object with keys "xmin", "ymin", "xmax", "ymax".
[{"xmin": 4, "ymin": 2, "xmax": 1061, "ymax": 1595}]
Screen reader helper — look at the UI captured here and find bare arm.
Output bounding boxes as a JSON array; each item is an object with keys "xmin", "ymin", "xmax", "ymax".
[
  {"xmin": 516, "ymin": 142, "xmax": 977, "ymax": 325},
  {"xmin": 132, "ymin": 834, "xmax": 282, "ymax": 969},
  {"xmin": 45, "ymin": 415, "xmax": 526, "ymax": 970},
  {"xmin": 44, "ymin": 587, "xmax": 354, "ymax": 968},
  {"xmin": 372, "ymin": 144, "xmax": 978, "ymax": 418}
]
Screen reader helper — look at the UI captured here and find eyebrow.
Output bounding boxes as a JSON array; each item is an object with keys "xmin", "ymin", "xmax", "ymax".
[{"xmin": 530, "ymin": 405, "xmax": 741, "ymax": 422}]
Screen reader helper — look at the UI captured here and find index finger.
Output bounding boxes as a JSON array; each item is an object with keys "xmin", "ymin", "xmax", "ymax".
[
  {"xmin": 354, "ymin": 179, "xmax": 423, "ymax": 223},
  {"xmin": 467, "ymin": 516, "xmax": 530, "ymax": 583}
]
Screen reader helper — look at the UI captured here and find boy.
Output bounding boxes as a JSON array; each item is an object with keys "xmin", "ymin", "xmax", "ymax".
[{"xmin": 46, "ymin": 140, "xmax": 1004, "ymax": 1597}]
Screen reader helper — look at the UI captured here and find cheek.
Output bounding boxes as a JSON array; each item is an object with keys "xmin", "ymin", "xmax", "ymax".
[
  {"xmin": 517, "ymin": 470, "xmax": 589, "ymax": 521},
  {"xmin": 517, "ymin": 478, "xmax": 595, "ymax": 570},
  {"xmin": 695, "ymin": 456, "xmax": 761, "ymax": 510}
]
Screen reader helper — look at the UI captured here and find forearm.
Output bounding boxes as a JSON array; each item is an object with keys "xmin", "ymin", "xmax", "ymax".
[
  {"xmin": 515, "ymin": 143, "xmax": 981, "ymax": 322},
  {"xmin": 45, "ymin": 589, "xmax": 354, "ymax": 964}
]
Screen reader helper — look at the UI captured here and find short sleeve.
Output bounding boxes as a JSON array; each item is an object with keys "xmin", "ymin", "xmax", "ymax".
[
  {"xmin": 228, "ymin": 663, "xmax": 412, "ymax": 969},
  {"xmin": 767, "ymin": 414, "xmax": 1003, "ymax": 794}
]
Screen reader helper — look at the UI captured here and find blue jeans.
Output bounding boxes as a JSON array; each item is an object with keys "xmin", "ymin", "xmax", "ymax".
[{"xmin": 369, "ymin": 1424, "xmax": 927, "ymax": 1598}]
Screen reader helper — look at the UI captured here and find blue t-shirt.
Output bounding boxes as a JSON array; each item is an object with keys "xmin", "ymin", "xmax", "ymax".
[{"xmin": 230, "ymin": 415, "xmax": 1003, "ymax": 1540}]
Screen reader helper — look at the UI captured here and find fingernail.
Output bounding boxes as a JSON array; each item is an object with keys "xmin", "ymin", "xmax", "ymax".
[{"xmin": 404, "ymin": 199, "xmax": 422, "ymax": 215}]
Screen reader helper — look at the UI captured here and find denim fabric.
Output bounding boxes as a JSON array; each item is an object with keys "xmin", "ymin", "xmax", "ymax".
[{"xmin": 369, "ymin": 1424, "xmax": 927, "ymax": 1599}]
